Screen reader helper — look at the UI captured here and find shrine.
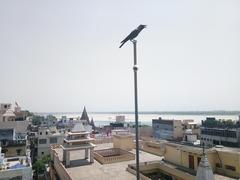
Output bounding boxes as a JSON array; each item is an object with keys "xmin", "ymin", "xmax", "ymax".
[{"xmin": 61, "ymin": 122, "xmax": 95, "ymax": 167}]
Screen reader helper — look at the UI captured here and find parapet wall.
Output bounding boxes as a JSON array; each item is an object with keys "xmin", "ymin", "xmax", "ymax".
[
  {"xmin": 94, "ymin": 148, "xmax": 135, "ymax": 164},
  {"xmin": 50, "ymin": 147, "xmax": 72, "ymax": 180},
  {"xmin": 93, "ymin": 137, "xmax": 112, "ymax": 144}
]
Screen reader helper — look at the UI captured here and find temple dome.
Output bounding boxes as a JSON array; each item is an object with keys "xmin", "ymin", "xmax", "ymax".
[
  {"xmin": 3, "ymin": 109, "xmax": 16, "ymax": 117},
  {"xmin": 196, "ymin": 154, "xmax": 215, "ymax": 180}
]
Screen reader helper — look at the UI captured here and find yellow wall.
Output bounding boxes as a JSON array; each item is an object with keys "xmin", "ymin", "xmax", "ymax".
[
  {"xmin": 165, "ymin": 144, "xmax": 181, "ymax": 165},
  {"xmin": 164, "ymin": 143, "xmax": 240, "ymax": 178},
  {"xmin": 165, "ymin": 144, "xmax": 217, "ymax": 171},
  {"xmin": 113, "ymin": 135, "xmax": 134, "ymax": 150},
  {"xmin": 3, "ymin": 146, "xmax": 26, "ymax": 157},
  {"xmin": 216, "ymin": 151, "xmax": 240, "ymax": 178}
]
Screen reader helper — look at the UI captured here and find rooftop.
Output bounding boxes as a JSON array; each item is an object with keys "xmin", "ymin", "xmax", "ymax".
[
  {"xmin": 166, "ymin": 142, "xmax": 209, "ymax": 154},
  {"xmin": 166, "ymin": 141, "xmax": 240, "ymax": 154},
  {"xmin": 0, "ymin": 121, "xmax": 29, "ymax": 133},
  {"xmin": 0, "ymin": 156, "xmax": 31, "ymax": 171},
  {"xmin": 132, "ymin": 160, "xmax": 235, "ymax": 180},
  {"xmin": 54, "ymin": 143, "xmax": 162, "ymax": 180}
]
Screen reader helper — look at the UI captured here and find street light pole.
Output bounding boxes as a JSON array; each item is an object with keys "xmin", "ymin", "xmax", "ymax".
[
  {"xmin": 132, "ymin": 39, "xmax": 140, "ymax": 180},
  {"xmin": 119, "ymin": 24, "xmax": 146, "ymax": 180}
]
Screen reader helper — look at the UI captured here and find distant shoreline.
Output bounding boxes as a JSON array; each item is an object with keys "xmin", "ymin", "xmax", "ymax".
[{"xmin": 35, "ymin": 111, "xmax": 240, "ymax": 116}]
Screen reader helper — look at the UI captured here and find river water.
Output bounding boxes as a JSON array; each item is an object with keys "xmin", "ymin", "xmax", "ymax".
[{"xmin": 46, "ymin": 112, "xmax": 239, "ymax": 127}]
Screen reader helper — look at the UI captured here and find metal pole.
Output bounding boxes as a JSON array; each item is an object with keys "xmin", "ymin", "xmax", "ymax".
[{"xmin": 132, "ymin": 39, "xmax": 140, "ymax": 180}]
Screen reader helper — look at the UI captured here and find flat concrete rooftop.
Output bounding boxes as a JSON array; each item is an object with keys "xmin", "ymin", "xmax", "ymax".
[
  {"xmin": 54, "ymin": 142, "xmax": 235, "ymax": 180},
  {"xmin": 54, "ymin": 143, "xmax": 162, "ymax": 180}
]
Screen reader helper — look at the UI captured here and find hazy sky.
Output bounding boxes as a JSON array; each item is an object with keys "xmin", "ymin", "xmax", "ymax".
[{"xmin": 0, "ymin": 0, "xmax": 240, "ymax": 112}]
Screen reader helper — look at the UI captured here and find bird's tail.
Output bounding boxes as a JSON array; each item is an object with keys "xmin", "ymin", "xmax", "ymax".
[{"xmin": 119, "ymin": 42, "xmax": 126, "ymax": 48}]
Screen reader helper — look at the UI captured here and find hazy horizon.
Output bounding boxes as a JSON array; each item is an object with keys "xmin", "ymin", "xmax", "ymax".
[
  {"xmin": 1, "ymin": 0, "xmax": 240, "ymax": 112},
  {"xmin": 35, "ymin": 110, "xmax": 240, "ymax": 115}
]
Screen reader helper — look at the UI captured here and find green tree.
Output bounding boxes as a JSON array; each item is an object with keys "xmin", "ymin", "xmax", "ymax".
[
  {"xmin": 42, "ymin": 154, "xmax": 51, "ymax": 164},
  {"xmin": 32, "ymin": 115, "xmax": 44, "ymax": 126},
  {"xmin": 33, "ymin": 155, "xmax": 51, "ymax": 179},
  {"xmin": 33, "ymin": 159, "xmax": 45, "ymax": 179}
]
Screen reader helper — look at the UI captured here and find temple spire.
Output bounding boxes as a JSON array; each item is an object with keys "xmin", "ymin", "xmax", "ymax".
[
  {"xmin": 90, "ymin": 117, "xmax": 95, "ymax": 131},
  {"xmin": 80, "ymin": 106, "xmax": 90, "ymax": 123},
  {"xmin": 90, "ymin": 118, "xmax": 95, "ymax": 127},
  {"xmin": 196, "ymin": 143, "xmax": 215, "ymax": 180}
]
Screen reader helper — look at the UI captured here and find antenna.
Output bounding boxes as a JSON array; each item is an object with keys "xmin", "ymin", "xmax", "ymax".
[{"xmin": 202, "ymin": 142, "xmax": 205, "ymax": 156}]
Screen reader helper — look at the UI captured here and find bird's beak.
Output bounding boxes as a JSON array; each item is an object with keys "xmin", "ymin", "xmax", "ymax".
[{"xmin": 143, "ymin": 25, "xmax": 147, "ymax": 28}]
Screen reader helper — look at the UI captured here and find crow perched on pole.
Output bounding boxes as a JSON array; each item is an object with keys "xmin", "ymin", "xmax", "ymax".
[{"xmin": 119, "ymin": 24, "xmax": 146, "ymax": 48}]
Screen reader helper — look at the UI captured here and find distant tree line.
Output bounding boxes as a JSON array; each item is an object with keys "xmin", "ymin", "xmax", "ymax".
[{"xmin": 202, "ymin": 118, "xmax": 239, "ymax": 128}]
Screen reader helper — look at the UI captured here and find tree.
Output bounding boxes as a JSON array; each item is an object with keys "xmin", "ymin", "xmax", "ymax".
[
  {"xmin": 33, "ymin": 155, "xmax": 51, "ymax": 179},
  {"xmin": 32, "ymin": 115, "xmax": 44, "ymax": 126},
  {"xmin": 33, "ymin": 159, "xmax": 45, "ymax": 179}
]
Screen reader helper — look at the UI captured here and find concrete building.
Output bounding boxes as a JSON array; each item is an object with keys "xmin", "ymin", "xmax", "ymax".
[
  {"xmin": 116, "ymin": 115, "xmax": 125, "ymax": 123},
  {"xmin": 0, "ymin": 129, "xmax": 27, "ymax": 157},
  {"xmin": 1, "ymin": 109, "xmax": 16, "ymax": 122},
  {"xmin": 57, "ymin": 116, "xmax": 74, "ymax": 129},
  {"xmin": 0, "ymin": 103, "xmax": 11, "ymax": 122},
  {"xmin": 183, "ymin": 120, "xmax": 200, "ymax": 137},
  {"xmin": 200, "ymin": 117, "xmax": 240, "ymax": 147},
  {"xmin": 152, "ymin": 117, "xmax": 183, "ymax": 140},
  {"xmin": 0, "ymin": 120, "xmax": 29, "ymax": 158},
  {"xmin": 130, "ymin": 142, "xmax": 240, "ymax": 180},
  {"xmin": 183, "ymin": 129, "xmax": 200, "ymax": 145},
  {"xmin": 0, "ymin": 121, "xmax": 29, "ymax": 138},
  {"xmin": 0, "ymin": 146, "xmax": 32, "ymax": 180},
  {"xmin": 50, "ymin": 142, "xmax": 161, "ymax": 180},
  {"xmin": 129, "ymin": 126, "xmax": 153, "ymax": 139},
  {"xmin": 138, "ymin": 140, "xmax": 239, "ymax": 179},
  {"xmin": 0, "ymin": 103, "xmax": 28, "ymax": 122},
  {"xmin": 113, "ymin": 130, "xmax": 135, "ymax": 151},
  {"xmin": 37, "ymin": 126, "xmax": 65, "ymax": 157},
  {"xmin": 163, "ymin": 142, "xmax": 240, "ymax": 178},
  {"xmin": 40, "ymin": 114, "xmax": 57, "ymax": 127}
]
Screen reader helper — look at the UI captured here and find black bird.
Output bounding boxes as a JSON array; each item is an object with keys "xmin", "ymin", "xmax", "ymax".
[{"xmin": 119, "ymin": 24, "xmax": 147, "ymax": 48}]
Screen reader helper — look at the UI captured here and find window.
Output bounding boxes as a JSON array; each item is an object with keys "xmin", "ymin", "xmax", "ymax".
[
  {"xmin": 46, "ymin": 131, "xmax": 48, "ymax": 135},
  {"xmin": 188, "ymin": 155, "xmax": 194, "ymax": 169},
  {"xmin": 197, "ymin": 157, "xmax": 201, "ymax": 166},
  {"xmin": 16, "ymin": 149, "xmax": 22, "ymax": 156},
  {"xmin": 216, "ymin": 163, "xmax": 221, "ymax": 168},
  {"xmin": 225, "ymin": 165, "xmax": 236, "ymax": 171},
  {"xmin": 39, "ymin": 132, "xmax": 42, "ymax": 135},
  {"xmin": 42, "ymin": 152, "xmax": 44, "ymax": 155},
  {"xmin": 50, "ymin": 137, "xmax": 57, "ymax": 144},
  {"xmin": 39, "ymin": 139, "xmax": 47, "ymax": 144}
]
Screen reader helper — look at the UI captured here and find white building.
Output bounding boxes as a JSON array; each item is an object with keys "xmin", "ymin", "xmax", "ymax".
[
  {"xmin": 37, "ymin": 127, "xmax": 65, "ymax": 157},
  {"xmin": 0, "ymin": 103, "xmax": 27, "ymax": 122},
  {"xmin": 116, "ymin": 115, "xmax": 125, "ymax": 123}
]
